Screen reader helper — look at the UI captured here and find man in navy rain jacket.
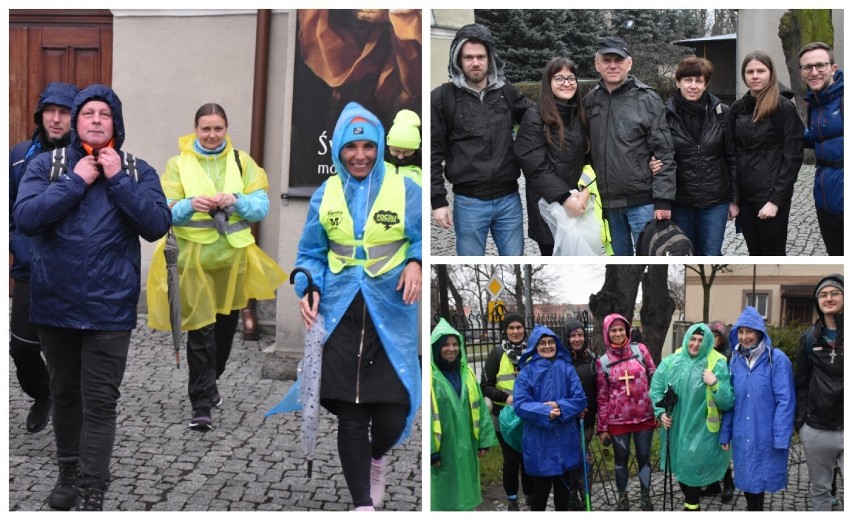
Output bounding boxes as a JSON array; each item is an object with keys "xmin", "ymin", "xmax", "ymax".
[{"xmin": 13, "ymin": 84, "xmax": 171, "ymax": 511}]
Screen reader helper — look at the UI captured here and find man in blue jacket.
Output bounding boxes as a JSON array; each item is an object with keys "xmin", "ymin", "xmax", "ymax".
[
  {"xmin": 799, "ymin": 42, "xmax": 843, "ymax": 256},
  {"xmin": 13, "ymin": 84, "xmax": 171, "ymax": 510},
  {"xmin": 9, "ymin": 81, "xmax": 78, "ymax": 434}
]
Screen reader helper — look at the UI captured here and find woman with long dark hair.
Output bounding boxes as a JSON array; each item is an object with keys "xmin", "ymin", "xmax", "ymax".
[
  {"xmin": 514, "ymin": 57, "xmax": 610, "ymax": 256},
  {"xmin": 729, "ymin": 51, "xmax": 804, "ymax": 255}
]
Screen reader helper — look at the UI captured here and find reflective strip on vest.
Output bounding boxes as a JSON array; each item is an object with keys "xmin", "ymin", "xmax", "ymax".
[
  {"xmin": 173, "ymin": 150, "xmax": 254, "ymax": 248},
  {"xmin": 493, "ymin": 353, "xmax": 517, "ymax": 406},
  {"xmin": 705, "ymin": 350, "xmax": 725, "ymax": 432},
  {"xmin": 319, "ymin": 174, "xmax": 408, "ymax": 277}
]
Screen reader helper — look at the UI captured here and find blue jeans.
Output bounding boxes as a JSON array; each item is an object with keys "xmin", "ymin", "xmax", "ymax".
[
  {"xmin": 453, "ymin": 192, "xmax": 524, "ymax": 256},
  {"xmin": 38, "ymin": 326, "xmax": 131, "ymax": 486},
  {"xmin": 672, "ymin": 203, "xmax": 729, "ymax": 256},
  {"xmin": 605, "ymin": 204, "xmax": 654, "ymax": 256}
]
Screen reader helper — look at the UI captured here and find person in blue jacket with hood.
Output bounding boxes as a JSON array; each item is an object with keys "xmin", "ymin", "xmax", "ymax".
[
  {"xmin": 9, "ymin": 81, "xmax": 79, "ymax": 435},
  {"xmin": 13, "ymin": 84, "xmax": 172, "ymax": 510},
  {"xmin": 513, "ymin": 324, "xmax": 587, "ymax": 511},
  {"xmin": 719, "ymin": 306, "xmax": 796, "ymax": 511},
  {"xmin": 295, "ymin": 101, "xmax": 422, "ymax": 511}
]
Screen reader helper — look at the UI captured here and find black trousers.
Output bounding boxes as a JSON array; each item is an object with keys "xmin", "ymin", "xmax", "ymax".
[
  {"xmin": 737, "ymin": 198, "xmax": 791, "ymax": 256},
  {"xmin": 186, "ymin": 310, "xmax": 240, "ymax": 416},
  {"xmin": 679, "ymin": 482, "xmax": 702, "ymax": 509},
  {"xmin": 816, "ymin": 208, "xmax": 844, "ymax": 256},
  {"xmin": 744, "ymin": 491, "xmax": 765, "ymax": 511},
  {"xmin": 10, "ymin": 280, "xmax": 50, "ymax": 401},
  {"xmin": 530, "ymin": 472, "xmax": 572, "ymax": 511},
  {"xmin": 496, "ymin": 430, "xmax": 532, "ymax": 498},
  {"xmin": 39, "ymin": 325, "xmax": 131, "ymax": 486},
  {"xmin": 334, "ymin": 401, "xmax": 408, "ymax": 507}
]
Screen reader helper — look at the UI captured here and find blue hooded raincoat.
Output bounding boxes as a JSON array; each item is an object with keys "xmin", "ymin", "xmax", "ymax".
[
  {"xmin": 513, "ymin": 324, "xmax": 587, "ymax": 477},
  {"xmin": 294, "ymin": 101, "xmax": 422, "ymax": 444},
  {"xmin": 13, "ymin": 84, "xmax": 172, "ymax": 330},
  {"xmin": 719, "ymin": 306, "xmax": 796, "ymax": 493}
]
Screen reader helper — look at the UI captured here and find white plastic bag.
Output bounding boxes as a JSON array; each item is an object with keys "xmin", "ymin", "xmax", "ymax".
[{"xmin": 538, "ymin": 193, "xmax": 603, "ymax": 256}]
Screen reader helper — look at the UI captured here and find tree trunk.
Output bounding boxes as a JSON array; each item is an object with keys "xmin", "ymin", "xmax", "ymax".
[
  {"xmin": 640, "ymin": 265, "xmax": 675, "ymax": 365},
  {"xmin": 779, "ymin": 10, "xmax": 835, "ymax": 122},
  {"xmin": 589, "ymin": 264, "xmax": 645, "ymax": 354}
]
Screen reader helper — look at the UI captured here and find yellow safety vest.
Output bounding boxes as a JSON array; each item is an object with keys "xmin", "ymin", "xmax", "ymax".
[
  {"xmin": 431, "ymin": 365, "xmax": 482, "ymax": 453},
  {"xmin": 319, "ymin": 173, "xmax": 408, "ymax": 277},
  {"xmin": 578, "ymin": 164, "xmax": 613, "ymax": 255},
  {"xmin": 173, "ymin": 150, "xmax": 254, "ymax": 248},
  {"xmin": 384, "ymin": 161, "xmax": 422, "ymax": 186},
  {"xmin": 493, "ymin": 353, "xmax": 518, "ymax": 406},
  {"xmin": 673, "ymin": 347, "xmax": 725, "ymax": 432}
]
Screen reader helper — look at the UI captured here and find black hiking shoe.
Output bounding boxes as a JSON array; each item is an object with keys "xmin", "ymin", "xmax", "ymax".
[{"xmin": 47, "ymin": 460, "xmax": 79, "ymax": 510}]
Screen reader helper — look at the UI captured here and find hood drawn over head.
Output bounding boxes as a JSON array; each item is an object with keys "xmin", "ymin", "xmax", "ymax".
[
  {"xmin": 71, "ymin": 84, "xmax": 125, "ymax": 149},
  {"xmin": 33, "ymin": 82, "xmax": 79, "ymax": 139},
  {"xmin": 331, "ymin": 101, "xmax": 386, "ymax": 184},
  {"xmin": 430, "ymin": 318, "xmax": 468, "ymax": 370},
  {"xmin": 520, "ymin": 324, "xmax": 572, "ymax": 367},
  {"xmin": 730, "ymin": 306, "xmax": 771, "ymax": 350},
  {"xmin": 602, "ymin": 313, "xmax": 632, "ymax": 349},
  {"xmin": 681, "ymin": 322, "xmax": 714, "ymax": 361},
  {"xmin": 447, "ymin": 23, "xmax": 505, "ymax": 88}
]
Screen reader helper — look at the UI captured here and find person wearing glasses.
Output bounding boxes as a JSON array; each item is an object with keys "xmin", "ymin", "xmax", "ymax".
[
  {"xmin": 513, "ymin": 325, "xmax": 586, "ymax": 511},
  {"xmin": 798, "ymin": 43, "xmax": 843, "ymax": 256},
  {"xmin": 514, "ymin": 57, "xmax": 611, "ymax": 256},
  {"xmin": 583, "ymin": 36, "xmax": 677, "ymax": 256},
  {"xmin": 729, "ymin": 51, "xmax": 804, "ymax": 255},
  {"xmin": 649, "ymin": 57, "xmax": 737, "ymax": 256},
  {"xmin": 795, "ymin": 274, "xmax": 844, "ymax": 510}
]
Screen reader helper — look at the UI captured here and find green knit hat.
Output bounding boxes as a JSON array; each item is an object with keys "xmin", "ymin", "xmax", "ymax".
[{"xmin": 386, "ymin": 109, "xmax": 421, "ymax": 150}]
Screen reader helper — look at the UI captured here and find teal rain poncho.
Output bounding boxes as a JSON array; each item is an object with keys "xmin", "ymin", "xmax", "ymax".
[
  {"xmin": 430, "ymin": 319, "xmax": 498, "ymax": 511},
  {"xmin": 650, "ymin": 323, "xmax": 733, "ymax": 487}
]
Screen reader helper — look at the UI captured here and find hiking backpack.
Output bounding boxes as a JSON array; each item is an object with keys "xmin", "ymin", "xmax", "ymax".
[
  {"xmin": 599, "ymin": 342, "xmax": 650, "ymax": 380},
  {"xmin": 636, "ymin": 219, "xmax": 694, "ymax": 256}
]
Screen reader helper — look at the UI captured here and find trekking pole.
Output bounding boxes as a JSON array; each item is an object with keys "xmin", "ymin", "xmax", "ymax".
[
  {"xmin": 579, "ymin": 417, "xmax": 592, "ymax": 511},
  {"xmin": 655, "ymin": 384, "xmax": 679, "ymax": 511}
]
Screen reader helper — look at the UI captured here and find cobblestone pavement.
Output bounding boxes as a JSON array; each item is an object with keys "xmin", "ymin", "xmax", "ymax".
[
  {"xmin": 477, "ymin": 442, "xmax": 844, "ymax": 511},
  {"xmin": 8, "ymin": 317, "xmax": 422, "ymax": 511},
  {"xmin": 431, "ymin": 165, "xmax": 827, "ymax": 257}
]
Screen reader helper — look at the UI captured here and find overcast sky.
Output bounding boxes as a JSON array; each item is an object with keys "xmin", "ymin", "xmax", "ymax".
[{"xmin": 545, "ymin": 264, "xmax": 606, "ymax": 304}]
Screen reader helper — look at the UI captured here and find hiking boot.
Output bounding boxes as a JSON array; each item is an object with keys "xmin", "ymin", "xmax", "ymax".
[
  {"xmin": 370, "ymin": 457, "xmax": 385, "ymax": 508},
  {"xmin": 26, "ymin": 397, "xmax": 51, "ymax": 433},
  {"xmin": 568, "ymin": 490, "xmax": 583, "ymax": 511},
  {"xmin": 721, "ymin": 475, "xmax": 734, "ymax": 503},
  {"xmin": 354, "ymin": 505, "xmax": 375, "ymax": 511},
  {"xmin": 47, "ymin": 460, "xmax": 78, "ymax": 510},
  {"xmin": 213, "ymin": 394, "xmax": 223, "ymax": 408},
  {"xmin": 76, "ymin": 484, "xmax": 106, "ymax": 511},
  {"xmin": 189, "ymin": 415, "xmax": 212, "ymax": 431},
  {"xmin": 507, "ymin": 499, "xmax": 520, "ymax": 511},
  {"xmin": 617, "ymin": 492, "xmax": 630, "ymax": 511},
  {"xmin": 640, "ymin": 490, "xmax": 654, "ymax": 511}
]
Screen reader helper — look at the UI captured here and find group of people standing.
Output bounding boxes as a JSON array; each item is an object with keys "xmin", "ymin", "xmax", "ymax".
[
  {"xmin": 429, "ymin": 274, "xmax": 843, "ymax": 511},
  {"xmin": 432, "ymin": 24, "xmax": 843, "ymax": 256},
  {"xmin": 10, "ymin": 79, "xmax": 422, "ymax": 511}
]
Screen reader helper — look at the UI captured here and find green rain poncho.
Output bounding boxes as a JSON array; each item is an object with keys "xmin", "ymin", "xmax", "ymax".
[
  {"xmin": 650, "ymin": 323, "xmax": 733, "ymax": 487},
  {"xmin": 430, "ymin": 319, "xmax": 498, "ymax": 511}
]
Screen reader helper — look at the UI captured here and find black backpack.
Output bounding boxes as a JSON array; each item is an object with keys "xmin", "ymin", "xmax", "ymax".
[{"xmin": 636, "ymin": 219, "xmax": 693, "ymax": 256}]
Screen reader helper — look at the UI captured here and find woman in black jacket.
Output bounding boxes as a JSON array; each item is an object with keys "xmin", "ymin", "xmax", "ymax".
[
  {"xmin": 514, "ymin": 57, "xmax": 606, "ymax": 256},
  {"xmin": 730, "ymin": 50, "xmax": 804, "ymax": 255},
  {"xmin": 654, "ymin": 57, "xmax": 737, "ymax": 256}
]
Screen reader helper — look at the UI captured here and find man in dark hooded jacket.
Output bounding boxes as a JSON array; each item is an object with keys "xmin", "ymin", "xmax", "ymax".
[
  {"xmin": 14, "ymin": 84, "xmax": 171, "ymax": 510},
  {"xmin": 9, "ymin": 81, "xmax": 79, "ymax": 434},
  {"xmin": 431, "ymin": 23, "xmax": 532, "ymax": 256},
  {"xmin": 796, "ymin": 274, "xmax": 843, "ymax": 510}
]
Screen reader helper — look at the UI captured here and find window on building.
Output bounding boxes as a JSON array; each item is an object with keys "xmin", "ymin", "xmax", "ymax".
[{"xmin": 745, "ymin": 292, "xmax": 770, "ymax": 319}]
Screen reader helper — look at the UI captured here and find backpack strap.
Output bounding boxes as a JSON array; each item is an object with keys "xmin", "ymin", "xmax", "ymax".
[
  {"xmin": 233, "ymin": 149, "xmax": 243, "ymax": 175},
  {"xmin": 121, "ymin": 151, "xmax": 138, "ymax": 182},
  {"xmin": 601, "ymin": 343, "xmax": 646, "ymax": 379},
  {"xmin": 49, "ymin": 147, "xmax": 68, "ymax": 182}
]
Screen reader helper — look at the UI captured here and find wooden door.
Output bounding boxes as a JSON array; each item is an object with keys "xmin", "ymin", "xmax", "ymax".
[{"xmin": 9, "ymin": 10, "xmax": 113, "ymax": 146}]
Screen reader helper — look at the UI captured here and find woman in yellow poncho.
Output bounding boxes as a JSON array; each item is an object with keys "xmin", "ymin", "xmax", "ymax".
[{"xmin": 147, "ymin": 103, "xmax": 286, "ymax": 431}]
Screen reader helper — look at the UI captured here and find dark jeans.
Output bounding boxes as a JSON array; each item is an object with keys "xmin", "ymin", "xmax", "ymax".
[
  {"xmin": 496, "ymin": 430, "xmax": 531, "ymax": 498},
  {"xmin": 672, "ymin": 202, "xmax": 728, "ymax": 256},
  {"xmin": 530, "ymin": 472, "xmax": 572, "ymax": 511},
  {"xmin": 744, "ymin": 491, "xmax": 765, "ymax": 511},
  {"xmin": 335, "ymin": 401, "xmax": 408, "ymax": 507},
  {"xmin": 38, "ymin": 325, "xmax": 131, "ymax": 485},
  {"xmin": 816, "ymin": 208, "xmax": 843, "ymax": 256},
  {"xmin": 10, "ymin": 280, "xmax": 50, "ymax": 401},
  {"xmin": 736, "ymin": 198, "xmax": 791, "ymax": 256},
  {"xmin": 612, "ymin": 429, "xmax": 653, "ymax": 492},
  {"xmin": 186, "ymin": 310, "xmax": 240, "ymax": 416}
]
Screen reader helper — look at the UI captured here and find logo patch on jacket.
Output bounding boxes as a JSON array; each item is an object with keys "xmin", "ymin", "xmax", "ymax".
[
  {"xmin": 326, "ymin": 209, "xmax": 343, "ymax": 229},
  {"xmin": 373, "ymin": 210, "xmax": 400, "ymax": 230}
]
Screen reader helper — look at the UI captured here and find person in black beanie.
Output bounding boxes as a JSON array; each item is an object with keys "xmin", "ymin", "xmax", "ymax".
[
  {"xmin": 480, "ymin": 312, "xmax": 532, "ymax": 510},
  {"xmin": 562, "ymin": 317, "xmax": 597, "ymax": 509}
]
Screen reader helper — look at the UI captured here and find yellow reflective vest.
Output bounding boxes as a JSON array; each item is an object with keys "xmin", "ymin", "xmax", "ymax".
[
  {"xmin": 431, "ymin": 364, "xmax": 482, "ymax": 453},
  {"xmin": 493, "ymin": 353, "xmax": 518, "ymax": 406},
  {"xmin": 673, "ymin": 346, "xmax": 725, "ymax": 432},
  {"xmin": 319, "ymin": 173, "xmax": 408, "ymax": 277},
  {"xmin": 172, "ymin": 150, "xmax": 254, "ymax": 248}
]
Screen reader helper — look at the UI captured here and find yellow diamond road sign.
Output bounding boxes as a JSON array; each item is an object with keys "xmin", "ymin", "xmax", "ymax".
[{"xmin": 486, "ymin": 274, "xmax": 505, "ymax": 299}]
